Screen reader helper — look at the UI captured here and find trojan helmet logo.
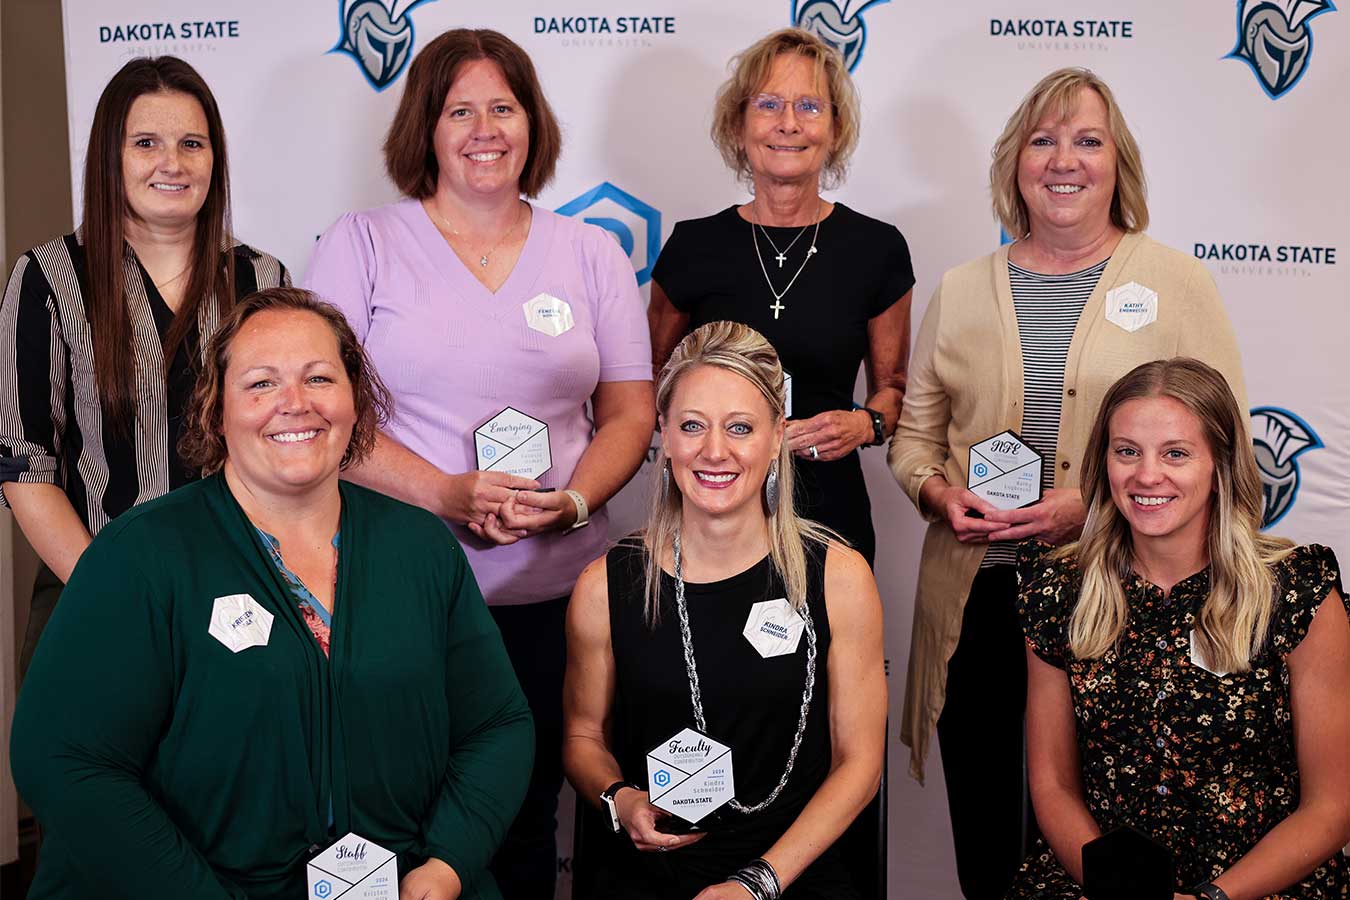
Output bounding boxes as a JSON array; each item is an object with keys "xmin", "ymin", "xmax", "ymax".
[
  {"xmin": 1228, "ymin": 0, "xmax": 1336, "ymax": 99},
  {"xmin": 1250, "ymin": 407, "xmax": 1322, "ymax": 528},
  {"xmin": 333, "ymin": 0, "xmax": 437, "ymax": 91},
  {"xmin": 792, "ymin": 0, "xmax": 892, "ymax": 73}
]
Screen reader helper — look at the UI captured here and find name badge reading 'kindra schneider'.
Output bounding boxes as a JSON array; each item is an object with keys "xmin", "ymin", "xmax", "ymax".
[
  {"xmin": 646, "ymin": 728, "xmax": 735, "ymax": 824},
  {"xmin": 474, "ymin": 407, "xmax": 552, "ymax": 480},
  {"xmin": 968, "ymin": 430, "xmax": 1043, "ymax": 510},
  {"xmin": 306, "ymin": 833, "xmax": 397, "ymax": 900},
  {"xmin": 743, "ymin": 598, "xmax": 805, "ymax": 659}
]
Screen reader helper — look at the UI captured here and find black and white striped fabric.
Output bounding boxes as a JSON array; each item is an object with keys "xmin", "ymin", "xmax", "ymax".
[
  {"xmin": 0, "ymin": 232, "xmax": 288, "ymax": 535},
  {"xmin": 983, "ymin": 258, "xmax": 1107, "ymax": 568}
]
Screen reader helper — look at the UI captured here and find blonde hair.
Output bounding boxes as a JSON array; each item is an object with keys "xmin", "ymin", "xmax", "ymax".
[
  {"xmin": 990, "ymin": 67, "xmax": 1148, "ymax": 239},
  {"xmin": 642, "ymin": 322, "xmax": 836, "ymax": 624},
  {"xmin": 710, "ymin": 28, "xmax": 860, "ymax": 190},
  {"xmin": 1064, "ymin": 358, "xmax": 1293, "ymax": 673}
]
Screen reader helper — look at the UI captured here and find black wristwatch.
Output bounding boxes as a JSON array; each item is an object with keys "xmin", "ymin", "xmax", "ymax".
[
  {"xmin": 1193, "ymin": 883, "xmax": 1231, "ymax": 900},
  {"xmin": 600, "ymin": 780, "xmax": 638, "ymax": 833},
  {"xmin": 860, "ymin": 406, "xmax": 885, "ymax": 446}
]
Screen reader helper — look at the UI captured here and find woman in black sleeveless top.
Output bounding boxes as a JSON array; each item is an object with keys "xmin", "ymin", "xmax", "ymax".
[{"xmin": 564, "ymin": 322, "xmax": 886, "ymax": 900}]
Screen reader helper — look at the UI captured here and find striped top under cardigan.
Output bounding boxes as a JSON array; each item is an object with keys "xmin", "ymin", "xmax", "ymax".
[{"xmin": 0, "ymin": 232, "xmax": 288, "ymax": 534}]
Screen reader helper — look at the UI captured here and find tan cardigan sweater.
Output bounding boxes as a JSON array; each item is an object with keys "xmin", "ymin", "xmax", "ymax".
[{"xmin": 888, "ymin": 232, "xmax": 1246, "ymax": 782}]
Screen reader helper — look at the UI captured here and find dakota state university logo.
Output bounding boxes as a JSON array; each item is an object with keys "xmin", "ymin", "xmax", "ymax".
[
  {"xmin": 1228, "ymin": 0, "xmax": 1336, "ymax": 99},
  {"xmin": 792, "ymin": 0, "xmax": 891, "ymax": 72},
  {"xmin": 333, "ymin": 0, "xmax": 437, "ymax": 91},
  {"xmin": 1250, "ymin": 407, "xmax": 1322, "ymax": 528}
]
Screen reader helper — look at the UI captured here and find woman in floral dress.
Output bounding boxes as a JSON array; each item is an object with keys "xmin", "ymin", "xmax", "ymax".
[{"xmin": 1012, "ymin": 358, "xmax": 1350, "ymax": 900}]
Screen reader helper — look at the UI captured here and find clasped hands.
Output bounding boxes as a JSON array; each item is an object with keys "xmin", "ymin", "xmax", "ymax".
[
  {"xmin": 444, "ymin": 470, "xmax": 578, "ymax": 546},
  {"xmin": 613, "ymin": 789, "xmax": 763, "ymax": 900},
  {"xmin": 785, "ymin": 409, "xmax": 875, "ymax": 462},
  {"xmin": 940, "ymin": 484, "xmax": 1086, "ymax": 546}
]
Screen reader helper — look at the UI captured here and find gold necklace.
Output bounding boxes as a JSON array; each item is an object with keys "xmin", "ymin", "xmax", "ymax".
[{"xmin": 428, "ymin": 201, "xmax": 526, "ymax": 268}]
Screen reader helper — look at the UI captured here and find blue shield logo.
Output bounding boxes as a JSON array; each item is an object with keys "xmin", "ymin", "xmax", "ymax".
[
  {"xmin": 314, "ymin": 880, "xmax": 333, "ymax": 899},
  {"xmin": 555, "ymin": 182, "xmax": 662, "ymax": 286},
  {"xmin": 792, "ymin": 0, "xmax": 892, "ymax": 72},
  {"xmin": 653, "ymin": 769, "xmax": 672, "ymax": 787},
  {"xmin": 1250, "ymin": 407, "xmax": 1322, "ymax": 528},
  {"xmin": 1228, "ymin": 0, "xmax": 1336, "ymax": 99},
  {"xmin": 333, "ymin": 0, "xmax": 437, "ymax": 91}
]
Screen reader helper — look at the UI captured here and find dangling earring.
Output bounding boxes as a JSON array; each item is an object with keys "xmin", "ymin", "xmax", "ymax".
[
  {"xmin": 660, "ymin": 459, "xmax": 671, "ymax": 500},
  {"xmin": 763, "ymin": 459, "xmax": 780, "ymax": 514}
]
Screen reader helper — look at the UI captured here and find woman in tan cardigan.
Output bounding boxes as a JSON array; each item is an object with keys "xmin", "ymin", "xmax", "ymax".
[{"xmin": 887, "ymin": 68, "xmax": 1246, "ymax": 900}]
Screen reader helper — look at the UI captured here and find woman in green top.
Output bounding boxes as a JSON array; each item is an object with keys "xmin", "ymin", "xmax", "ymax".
[{"xmin": 11, "ymin": 287, "xmax": 533, "ymax": 900}]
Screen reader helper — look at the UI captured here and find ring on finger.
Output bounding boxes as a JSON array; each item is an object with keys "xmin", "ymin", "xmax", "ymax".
[{"xmin": 809, "ymin": 445, "xmax": 819, "ymax": 460}]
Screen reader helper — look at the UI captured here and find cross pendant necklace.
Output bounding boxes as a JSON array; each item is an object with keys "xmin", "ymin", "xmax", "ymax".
[{"xmin": 751, "ymin": 201, "xmax": 823, "ymax": 318}]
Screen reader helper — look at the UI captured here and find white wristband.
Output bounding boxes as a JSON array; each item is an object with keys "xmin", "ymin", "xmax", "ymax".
[{"xmin": 563, "ymin": 489, "xmax": 589, "ymax": 530}]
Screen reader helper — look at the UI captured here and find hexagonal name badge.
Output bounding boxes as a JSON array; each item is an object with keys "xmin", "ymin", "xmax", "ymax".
[
  {"xmin": 522, "ymin": 292, "xmax": 575, "ymax": 337},
  {"xmin": 474, "ymin": 407, "xmax": 552, "ymax": 480},
  {"xmin": 306, "ymin": 833, "xmax": 396, "ymax": 900},
  {"xmin": 743, "ymin": 598, "xmax": 805, "ymax": 658},
  {"xmin": 207, "ymin": 593, "xmax": 273, "ymax": 654},
  {"xmin": 1104, "ymin": 281, "xmax": 1158, "ymax": 333},
  {"xmin": 968, "ymin": 430, "xmax": 1043, "ymax": 511},
  {"xmin": 646, "ymin": 727, "xmax": 735, "ymax": 824}
]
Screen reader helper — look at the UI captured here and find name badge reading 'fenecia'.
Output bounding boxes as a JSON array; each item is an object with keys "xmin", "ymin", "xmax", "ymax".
[
  {"xmin": 647, "ymin": 728, "xmax": 735, "ymax": 824},
  {"xmin": 306, "ymin": 832, "xmax": 397, "ymax": 900},
  {"xmin": 523, "ymin": 292, "xmax": 575, "ymax": 337},
  {"xmin": 968, "ymin": 430, "xmax": 1043, "ymax": 510},
  {"xmin": 474, "ymin": 407, "xmax": 552, "ymax": 480}
]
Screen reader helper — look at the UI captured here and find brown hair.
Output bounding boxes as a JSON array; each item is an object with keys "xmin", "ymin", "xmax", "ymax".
[
  {"xmin": 180, "ymin": 287, "xmax": 392, "ymax": 474},
  {"xmin": 383, "ymin": 28, "xmax": 562, "ymax": 199},
  {"xmin": 990, "ymin": 67, "xmax": 1148, "ymax": 239},
  {"xmin": 1065, "ymin": 358, "xmax": 1292, "ymax": 672},
  {"xmin": 710, "ymin": 28, "xmax": 860, "ymax": 190},
  {"xmin": 83, "ymin": 56, "xmax": 235, "ymax": 432}
]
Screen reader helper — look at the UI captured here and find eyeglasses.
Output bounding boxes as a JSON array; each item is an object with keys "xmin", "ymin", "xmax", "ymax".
[{"xmin": 746, "ymin": 93, "xmax": 830, "ymax": 119}]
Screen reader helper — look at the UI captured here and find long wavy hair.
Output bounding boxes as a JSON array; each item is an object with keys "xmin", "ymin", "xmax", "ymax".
[
  {"xmin": 1065, "ymin": 358, "xmax": 1292, "ymax": 672},
  {"xmin": 642, "ymin": 321, "xmax": 836, "ymax": 624},
  {"xmin": 82, "ymin": 56, "xmax": 234, "ymax": 432}
]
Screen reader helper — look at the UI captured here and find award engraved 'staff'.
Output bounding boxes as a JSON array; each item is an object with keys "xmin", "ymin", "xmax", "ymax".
[
  {"xmin": 968, "ymin": 430, "xmax": 1043, "ymax": 510},
  {"xmin": 474, "ymin": 407, "xmax": 552, "ymax": 480},
  {"xmin": 306, "ymin": 832, "xmax": 397, "ymax": 900}
]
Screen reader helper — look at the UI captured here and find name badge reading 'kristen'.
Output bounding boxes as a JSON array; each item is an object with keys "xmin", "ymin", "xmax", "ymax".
[
  {"xmin": 474, "ymin": 407, "xmax": 552, "ymax": 480},
  {"xmin": 968, "ymin": 430, "xmax": 1043, "ymax": 510},
  {"xmin": 647, "ymin": 727, "xmax": 735, "ymax": 824},
  {"xmin": 306, "ymin": 832, "xmax": 397, "ymax": 900},
  {"xmin": 207, "ymin": 593, "xmax": 273, "ymax": 653}
]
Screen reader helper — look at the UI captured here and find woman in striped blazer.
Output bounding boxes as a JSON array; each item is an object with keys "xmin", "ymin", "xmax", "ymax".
[{"xmin": 0, "ymin": 55, "xmax": 288, "ymax": 672}]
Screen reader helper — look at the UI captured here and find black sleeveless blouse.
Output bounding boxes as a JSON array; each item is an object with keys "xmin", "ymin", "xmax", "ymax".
[{"xmin": 596, "ymin": 539, "xmax": 853, "ymax": 898}]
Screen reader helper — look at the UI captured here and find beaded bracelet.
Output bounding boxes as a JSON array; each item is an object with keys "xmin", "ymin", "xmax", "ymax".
[{"xmin": 727, "ymin": 858, "xmax": 781, "ymax": 900}]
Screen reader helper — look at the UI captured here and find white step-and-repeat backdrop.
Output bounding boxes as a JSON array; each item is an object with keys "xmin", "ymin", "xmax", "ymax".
[{"xmin": 60, "ymin": 1, "xmax": 1349, "ymax": 896}]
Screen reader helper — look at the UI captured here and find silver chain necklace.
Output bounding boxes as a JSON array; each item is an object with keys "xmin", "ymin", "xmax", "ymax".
[
  {"xmin": 672, "ymin": 531, "xmax": 817, "ymax": 814},
  {"xmin": 751, "ymin": 205, "xmax": 822, "ymax": 320},
  {"xmin": 756, "ymin": 222, "xmax": 810, "ymax": 269}
]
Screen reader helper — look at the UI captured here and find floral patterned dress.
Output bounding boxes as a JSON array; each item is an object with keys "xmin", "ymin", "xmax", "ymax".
[{"xmin": 1009, "ymin": 542, "xmax": 1348, "ymax": 899}]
